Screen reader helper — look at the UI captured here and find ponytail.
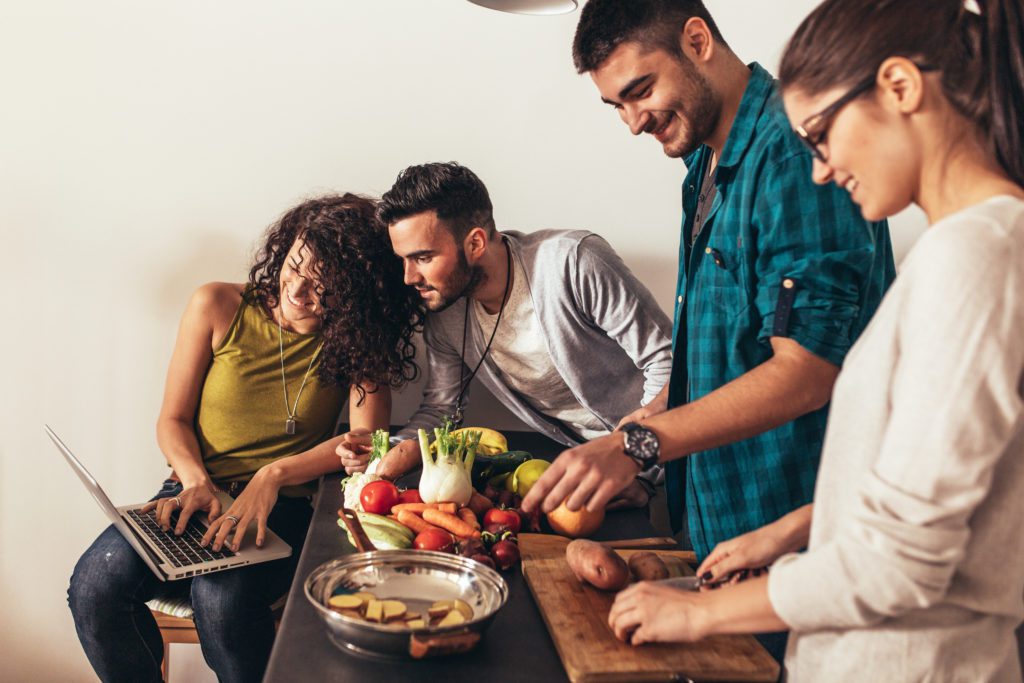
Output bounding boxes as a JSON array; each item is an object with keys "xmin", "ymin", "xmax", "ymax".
[{"xmin": 982, "ymin": 0, "xmax": 1024, "ymax": 186}]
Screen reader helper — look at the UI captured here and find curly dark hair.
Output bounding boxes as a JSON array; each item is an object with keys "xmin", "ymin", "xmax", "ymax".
[
  {"xmin": 377, "ymin": 162, "xmax": 496, "ymax": 243},
  {"xmin": 572, "ymin": 0, "xmax": 727, "ymax": 74},
  {"xmin": 246, "ymin": 193, "xmax": 424, "ymax": 402}
]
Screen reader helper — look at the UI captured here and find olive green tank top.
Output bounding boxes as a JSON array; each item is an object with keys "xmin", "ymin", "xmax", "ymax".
[{"xmin": 195, "ymin": 295, "xmax": 344, "ymax": 497}]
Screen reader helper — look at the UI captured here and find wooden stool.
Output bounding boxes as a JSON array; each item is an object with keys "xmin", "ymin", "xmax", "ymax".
[
  {"xmin": 150, "ymin": 600, "xmax": 287, "ymax": 681},
  {"xmin": 151, "ymin": 609, "xmax": 201, "ymax": 681}
]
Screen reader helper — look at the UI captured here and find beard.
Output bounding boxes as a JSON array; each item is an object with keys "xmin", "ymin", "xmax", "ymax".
[
  {"xmin": 425, "ymin": 248, "xmax": 484, "ymax": 313},
  {"xmin": 662, "ymin": 66, "xmax": 722, "ymax": 159}
]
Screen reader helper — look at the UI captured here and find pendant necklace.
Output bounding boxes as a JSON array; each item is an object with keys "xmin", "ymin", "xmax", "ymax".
[
  {"xmin": 452, "ymin": 238, "xmax": 512, "ymax": 427},
  {"xmin": 277, "ymin": 315, "xmax": 323, "ymax": 435}
]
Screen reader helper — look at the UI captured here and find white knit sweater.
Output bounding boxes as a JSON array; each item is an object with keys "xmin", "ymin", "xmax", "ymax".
[{"xmin": 768, "ymin": 196, "xmax": 1024, "ymax": 682}]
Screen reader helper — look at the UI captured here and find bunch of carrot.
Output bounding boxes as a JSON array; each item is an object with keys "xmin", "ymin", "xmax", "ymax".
[{"xmin": 389, "ymin": 501, "xmax": 485, "ymax": 540}]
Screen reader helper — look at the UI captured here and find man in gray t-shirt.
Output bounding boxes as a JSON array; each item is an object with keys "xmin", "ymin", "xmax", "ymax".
[{"xmin": 337, "ymin": 162, "xmax": 673, "ymax": 509}]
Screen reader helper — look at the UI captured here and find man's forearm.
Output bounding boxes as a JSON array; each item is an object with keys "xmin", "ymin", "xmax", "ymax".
[
  {"xmin": 645, "ymin": 342, "xmax": 838, "ymax": 462},
  {"xmin": 396, "ymin": 404, "xmax": 452, "ymax": 441}
]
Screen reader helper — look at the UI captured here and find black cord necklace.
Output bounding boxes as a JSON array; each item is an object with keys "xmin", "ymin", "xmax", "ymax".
[{"xmin": 452, "ymin": 238, "xmax": 512, "ymax": 427}]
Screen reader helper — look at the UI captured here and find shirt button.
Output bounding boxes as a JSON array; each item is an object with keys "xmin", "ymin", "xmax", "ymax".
[
  {"xmin": 705, "ymin": 247, "xmax": 712, "ymax": 254},
  {"xmin": 783, "ymin": 278, "xmax": 795, "ymax": 289},
  {"xmin": 677, "ymin": 295, "xmax": 683, "ymax": 304}
]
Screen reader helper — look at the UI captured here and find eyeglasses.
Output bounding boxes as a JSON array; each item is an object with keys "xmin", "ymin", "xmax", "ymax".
[{"xmin": 794, "ymin": 64, "xmax": 937, "ymax": 163}]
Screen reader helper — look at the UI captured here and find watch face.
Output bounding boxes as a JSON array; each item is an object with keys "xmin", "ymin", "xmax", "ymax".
[{"xmin": 625, "ymin": 424, "xmax": 659, "ymax": 466}]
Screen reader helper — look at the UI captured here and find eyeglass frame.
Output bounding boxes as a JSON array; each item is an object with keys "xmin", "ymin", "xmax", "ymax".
[{"xmin": 793, "ymin": 63, "xmax": 937, "ymax": 163}]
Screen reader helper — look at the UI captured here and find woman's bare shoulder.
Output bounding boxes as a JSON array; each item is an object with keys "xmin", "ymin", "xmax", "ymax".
[{"xmin": 186, "ymin": 282, "xmax": 245, "ymax": 329}]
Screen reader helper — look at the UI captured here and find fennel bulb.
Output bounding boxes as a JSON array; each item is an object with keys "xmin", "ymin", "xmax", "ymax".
[{"xmin": 417, "ymin": 426, "xmax": 481, "ymax": 505}]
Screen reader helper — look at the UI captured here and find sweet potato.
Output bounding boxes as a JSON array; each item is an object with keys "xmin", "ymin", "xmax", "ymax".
[
  {"xmin": 627, "ymin": 552, "xmax": 670, "ymax": 581},
  {"xmin": 565, "ymin": 539, "xmax": 630, "ymax": 591},
  {"xmin": 468, "ymin": 491, "xmax": 494, "ymax": 516}
]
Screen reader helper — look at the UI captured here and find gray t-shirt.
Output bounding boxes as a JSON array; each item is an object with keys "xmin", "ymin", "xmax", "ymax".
[{"xmin": 473, "ymin": 252, "xmax": 607, "ymax": 441}]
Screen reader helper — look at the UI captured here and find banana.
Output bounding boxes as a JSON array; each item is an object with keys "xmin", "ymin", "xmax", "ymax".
[{"xmin": 430, "ymin": 427, "xmax": 507, "ymax": 456}]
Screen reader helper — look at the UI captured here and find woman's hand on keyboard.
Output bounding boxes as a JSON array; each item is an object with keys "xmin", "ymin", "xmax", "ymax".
[
  {"xmin": 142, "ymin": 482, "xmax": 221, "ymax": 535},
  {"xmin": 202, "ymin": 468, "xmax": 280, "ymax": 552}
]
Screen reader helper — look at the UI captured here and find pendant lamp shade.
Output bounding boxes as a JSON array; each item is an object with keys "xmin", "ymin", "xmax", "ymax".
[{"xmin": 467, "ymin": 0, "xmax": 578, "ymax": 15}]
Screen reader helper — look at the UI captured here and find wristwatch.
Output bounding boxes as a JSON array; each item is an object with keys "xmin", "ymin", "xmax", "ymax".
[{"xmin": 620, "ymin": 422, "xmax": 660, "ymax": 471}]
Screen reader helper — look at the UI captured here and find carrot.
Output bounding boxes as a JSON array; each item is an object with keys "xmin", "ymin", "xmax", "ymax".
[
  {"xmin": 392, "ymin": 502, "xmax": 458, "ymax": 515},
  {"xmin": 457, "ymin": 507, "xmax": 480, "ymax": 530},
  {"xmin": 396, "ymin": 510, "xmax": 443, "ymax": 535},
  {"xmin": 422, "ymin": 508, "xmax": 481, "ymax": 539}
]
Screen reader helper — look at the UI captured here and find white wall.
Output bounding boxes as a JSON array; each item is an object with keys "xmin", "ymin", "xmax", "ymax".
[{"xmin": 0, "ymin": 1, "xmax": 926, "ymax": 679}]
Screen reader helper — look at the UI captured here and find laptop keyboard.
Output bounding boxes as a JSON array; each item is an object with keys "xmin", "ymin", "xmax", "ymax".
[{"xmin": 127, "ymin": 508, "xmax": 236, "ymax": 568}]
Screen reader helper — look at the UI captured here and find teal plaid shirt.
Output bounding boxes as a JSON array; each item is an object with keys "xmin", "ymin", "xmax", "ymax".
[{"xmin": 665, "ymin": 64, "xmax": 896, "ymax": 560}]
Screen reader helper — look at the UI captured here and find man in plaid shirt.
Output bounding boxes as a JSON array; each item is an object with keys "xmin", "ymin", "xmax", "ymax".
[{"xmin": 524, "ymin": 2, "xmax": 894, "ymax": 571}]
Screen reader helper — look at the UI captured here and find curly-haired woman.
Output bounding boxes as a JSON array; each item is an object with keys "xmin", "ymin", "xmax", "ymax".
[{"xmin": 67, "ymin": 193, "xmax": 422, "ymax": 683}]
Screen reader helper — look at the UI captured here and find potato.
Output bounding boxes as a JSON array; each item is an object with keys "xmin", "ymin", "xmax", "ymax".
[
  {"xmin": 628, "ymin": 552, "xmax": 670, "ymax": 582},
  {"xmin": 451, "ymin": 599, "xmax": 474, "ymax": 620},
  {"xmin": 565, "ymin": 539, "xmax": 630, "ymax": 591},
  {"xmin": 328, "ymin": 594, "xmax": 365, "ymax": 611},
  {"xmin": 428, "ymin": 601, "xmax": 453, "ymax": 619},
  {"xmin": 438, "ymin": 610, "xmax": 466, "ymax": 627},
  {"xmin": 381, "ymin": 600, "xmax": 407, "ymax": 622},
  {"xmin": 365, "ymin": 599, "xmax": 384, "ymax": 623}
]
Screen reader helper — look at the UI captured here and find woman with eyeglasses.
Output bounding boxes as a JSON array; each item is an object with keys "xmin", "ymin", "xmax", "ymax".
[{"xmin": 608, "ymin": 0, "xmax": 1024, "ymax": 679}]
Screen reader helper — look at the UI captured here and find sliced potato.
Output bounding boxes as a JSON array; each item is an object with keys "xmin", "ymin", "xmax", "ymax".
[
  {"xmin": 404, "ymin": 612, "xmax": 422, "ymax": 621},
  {"xmin": 353, "ymin": 591, "xmax": 375, "ymax": 603},
  {"xmin": 381, "ymin": 600, "xmax": 407, "ymax": 622},
  {"xmin": 428, "ymin": 604, "xmax": 452, "ymax": 619},
  {"xmin": 451, "ymin": 599, "xmax": 473, "ymax": 620},
  {"xmin": 328, "ymin": 594, "xmax": 366, "ymax": 611},
  {"xmin": 406, "ymin": 618, "xmax": 426, "ymax": 629},
  {"xmin": 365, "ymin": 599, "xmax": 383, "ymax": 623},
  {"xmin": 438, "ymin": 610, "xmax": 466, "ymax": 627}
]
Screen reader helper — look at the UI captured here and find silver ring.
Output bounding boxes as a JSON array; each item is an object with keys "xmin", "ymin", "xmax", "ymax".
[
  {"xmin": 170, "ymin": 496, "xmax": 182, "ymax": 509},
  {"xmin": 224, "ymin": 515, "xmax": 241, "ymax": 525}
]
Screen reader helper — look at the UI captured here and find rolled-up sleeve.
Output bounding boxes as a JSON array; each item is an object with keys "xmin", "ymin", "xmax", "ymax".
[
  {"xmin": 768, "ymin": 231, "xmax": 1023, "ymax": 631},
  {"xmin": 753, "ymin": 153, "xmax": 882, "ymax": 367}
]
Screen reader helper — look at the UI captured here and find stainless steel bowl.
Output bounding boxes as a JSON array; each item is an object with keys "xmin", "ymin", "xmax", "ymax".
[{"xmin": 304, "ymin": 550, "xmax": 509, "ymax": 660}]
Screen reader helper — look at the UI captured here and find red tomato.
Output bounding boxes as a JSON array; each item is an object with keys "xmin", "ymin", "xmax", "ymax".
[
  {"xmin": 360, "ymin": 480, "xmax": 400, "ymax": 515},
  {"xmin": 397, "ymin": 488, "xmax": 423, "ymax": 505},
  {"xmin": 413, "ymin": 528, "xmax": 455, "ymax": 553},
  {"xmin": 483, "ymin": 507, "xmax": 522, "ymax": 534}
]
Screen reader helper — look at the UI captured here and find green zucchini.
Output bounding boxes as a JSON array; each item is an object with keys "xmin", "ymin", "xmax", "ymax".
[{"xmin": 471, "ymin": 450, "xmax": 533, "ymax": 489}]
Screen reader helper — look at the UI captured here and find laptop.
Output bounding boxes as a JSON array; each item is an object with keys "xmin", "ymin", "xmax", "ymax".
[{"xmin": 47, "ymin": 425, "xmax": 291, "ymax": 581}]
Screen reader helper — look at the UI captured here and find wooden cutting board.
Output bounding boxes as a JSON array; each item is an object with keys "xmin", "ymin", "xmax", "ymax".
[{"xmin": 519, "ymin": 534, "xmax": 780, "ymax": 683}]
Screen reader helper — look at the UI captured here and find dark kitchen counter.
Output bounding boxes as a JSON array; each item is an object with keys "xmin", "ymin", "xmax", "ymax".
[{"xmin": 264, "ymin": 432, "xmax": 668, "ymax": 682}]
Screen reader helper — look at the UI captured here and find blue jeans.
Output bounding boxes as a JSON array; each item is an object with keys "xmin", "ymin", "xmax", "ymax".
[{"xmin": 68, "ymin": 479, "xmax": 312, "ymax": 683}]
